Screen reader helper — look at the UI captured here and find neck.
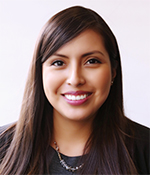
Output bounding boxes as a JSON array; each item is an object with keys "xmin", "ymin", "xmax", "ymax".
[{"xmin": 51, "ymin": 110, "xmax": 93, "ymax": 156}]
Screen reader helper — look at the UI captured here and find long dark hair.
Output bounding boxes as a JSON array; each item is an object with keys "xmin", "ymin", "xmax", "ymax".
[{"xmin": 0, "ymin": 6, "xmax": 138, "ymax": 174}]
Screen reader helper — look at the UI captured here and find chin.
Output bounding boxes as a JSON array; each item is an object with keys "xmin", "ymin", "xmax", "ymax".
[{"xmin": 64, "ymin": 113, "xmax": 95, "ymax": 122}]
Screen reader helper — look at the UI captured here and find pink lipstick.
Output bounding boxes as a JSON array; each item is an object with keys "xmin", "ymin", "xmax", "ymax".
[{"xmin": 62, "ymin": 91, "xmax": 92, "ymax": 106}]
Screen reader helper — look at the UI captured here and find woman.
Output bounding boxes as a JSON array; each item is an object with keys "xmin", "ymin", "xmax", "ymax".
[{"xmin": 0, "ymin": 6, "xmax": 149, "ymax": 175}]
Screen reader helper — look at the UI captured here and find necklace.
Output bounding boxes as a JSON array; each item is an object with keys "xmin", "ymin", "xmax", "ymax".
[{"xmin": 54, "ymin": 141, "xmax": 84, "ymax": 172}]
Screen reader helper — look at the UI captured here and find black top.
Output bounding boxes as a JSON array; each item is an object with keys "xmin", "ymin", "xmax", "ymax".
[
  {"xmin": 48, "ymin": 146, "xmax": 84, "ymax": 174},
  {"xmin": 0, "ymin": 121, "xmax": 149, "ymax": 174},
  {"xmin": 131, "ymin": 122, "xmax": 149, "ymax": 174}
]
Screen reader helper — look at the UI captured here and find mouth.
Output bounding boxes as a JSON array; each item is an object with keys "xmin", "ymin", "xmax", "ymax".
[
  {"xmin": 62, "ymin": 91, "xmax": 92, "ymax": 105},
  {"xmin": 64, "ymin": 94, "xmax": 89, "ymax": 101}
]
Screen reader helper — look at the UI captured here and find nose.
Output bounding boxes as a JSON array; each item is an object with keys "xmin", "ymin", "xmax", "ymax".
[{"xmin": 66, "ymin": 66, "xmax": 86, "ymax": 87}]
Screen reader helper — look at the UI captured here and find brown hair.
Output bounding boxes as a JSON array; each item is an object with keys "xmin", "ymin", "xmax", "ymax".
[{"xmin": 0, "ymin": 6, "xmax": 137, "ymax": 174}]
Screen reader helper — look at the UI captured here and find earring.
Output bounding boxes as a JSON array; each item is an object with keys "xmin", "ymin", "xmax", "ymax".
[{"xmin": 111, "ymin": 80, "xmax": 114, "ymax": 85}]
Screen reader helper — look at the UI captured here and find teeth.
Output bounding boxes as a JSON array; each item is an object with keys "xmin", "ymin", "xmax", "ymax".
[{"xmin": 65, "ymin": 94, "xmax": 88, "ymax": 101}]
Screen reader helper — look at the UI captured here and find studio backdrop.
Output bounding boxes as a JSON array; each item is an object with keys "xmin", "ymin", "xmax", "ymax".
[{"xmin": 0, "ymin": 0, "xmax": 149, "ymax": 127}]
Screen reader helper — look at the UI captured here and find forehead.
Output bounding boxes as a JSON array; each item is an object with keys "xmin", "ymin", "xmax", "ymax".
[{"xmin": 55, "ymin": 29, "xmax": 108, "ymax": 58}]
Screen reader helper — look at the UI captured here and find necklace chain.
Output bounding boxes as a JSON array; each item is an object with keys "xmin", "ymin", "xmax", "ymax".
[{"xmin": 54, "ymin": 141, "xmax": 84, "ymax": 172}]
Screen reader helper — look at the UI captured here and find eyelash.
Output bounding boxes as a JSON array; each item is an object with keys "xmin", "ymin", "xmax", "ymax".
[
  {"xmin": 51, "ymin": 60, "xmax": 65, "ymax": 67},
  {"xmin": 51, "ymin": 58, "xmax": 101, "ymax": 67},
  {"xmin": 86, "ymin": 58, "xmax": 101, "ymax": 64}
]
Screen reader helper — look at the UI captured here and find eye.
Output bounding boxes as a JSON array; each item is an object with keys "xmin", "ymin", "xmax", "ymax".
[
  {"xmin": 86, "ymin": 58, "xmax": 101, "ymax": 65},
  {"xmin": 51, "ymin": 60, "xmax": 65, "ymax": 67}
]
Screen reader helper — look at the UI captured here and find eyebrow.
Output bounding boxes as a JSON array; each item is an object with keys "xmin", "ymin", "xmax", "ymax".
[
  {"xmin": 82, "ymin": 51, "xmax": 104, "ymax": 57},
  {"xmin": 53, "ymin": 51, "xmax": 105, "ymax": 58}
]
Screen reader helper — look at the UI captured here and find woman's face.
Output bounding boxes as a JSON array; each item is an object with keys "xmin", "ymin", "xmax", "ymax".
[{"xmin": 42, "ymin": 29, "xmax": 114, "ymax": 122}]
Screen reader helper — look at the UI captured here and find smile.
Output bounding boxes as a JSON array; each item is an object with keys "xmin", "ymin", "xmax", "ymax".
[
  {"xmin": 62, "ymin": 91, "xmax": 92, "ymax": 106},
  {"xmin": 64, "ymin": 94, "xmax": 88, "ymax": 101}
]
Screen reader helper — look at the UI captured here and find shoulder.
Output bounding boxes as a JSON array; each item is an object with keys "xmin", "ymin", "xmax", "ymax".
[
  {"xmin": 132, "ymin": 121, "xmax": 149, "ymax": 138},
  {"xmin": 0, "ymin": 122, "xmax": 16, "ymax": 140},
  {"xmin": 0, "ymin": 123, "xmax": 16, "ymax": 149},
  {"xmin": 0, "ymin": 123, "xmax": 16, "ymax": 163},
  {"xmin": 131, "ymin": 121, "xmax": 149, "ymax": 150},
  {"xmin": 130, "ymin": 121, "xmax": 149, "ymax": 174},
  {"xmin": 0, "ymin": 122, "xmax": 16, "ymax": 146},
  {"xmin": 0, "ymin": 123, "xmax": 14, "ymax": 134}
]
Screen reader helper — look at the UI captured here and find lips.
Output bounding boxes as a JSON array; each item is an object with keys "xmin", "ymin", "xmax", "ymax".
[
  {"xmin": 65, "ymin": 94, "xmax": 88, "ymax": 101},
  {"xmin": 62, "ymin": 91, "xmax": 92, "ymax": 105}
]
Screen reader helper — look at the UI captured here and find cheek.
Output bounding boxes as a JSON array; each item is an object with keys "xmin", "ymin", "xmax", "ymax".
[
  {"xmin": 98, "ymin": 69, "xmax": 111, "ymax": 91},
  {"xmin": 87, "ymin": 66, "xmax": 112, "ymax": 91},
  {"xmin": 90, "ymin": 68, "xmax": 112, "ymax": 108},
  {"xmin": 93, "ymin": 68, "xmax": 112, "ymax": 108},
  {"xmin": 42, "ymin": 71, "xmax": 63, "ymax": 97}
]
